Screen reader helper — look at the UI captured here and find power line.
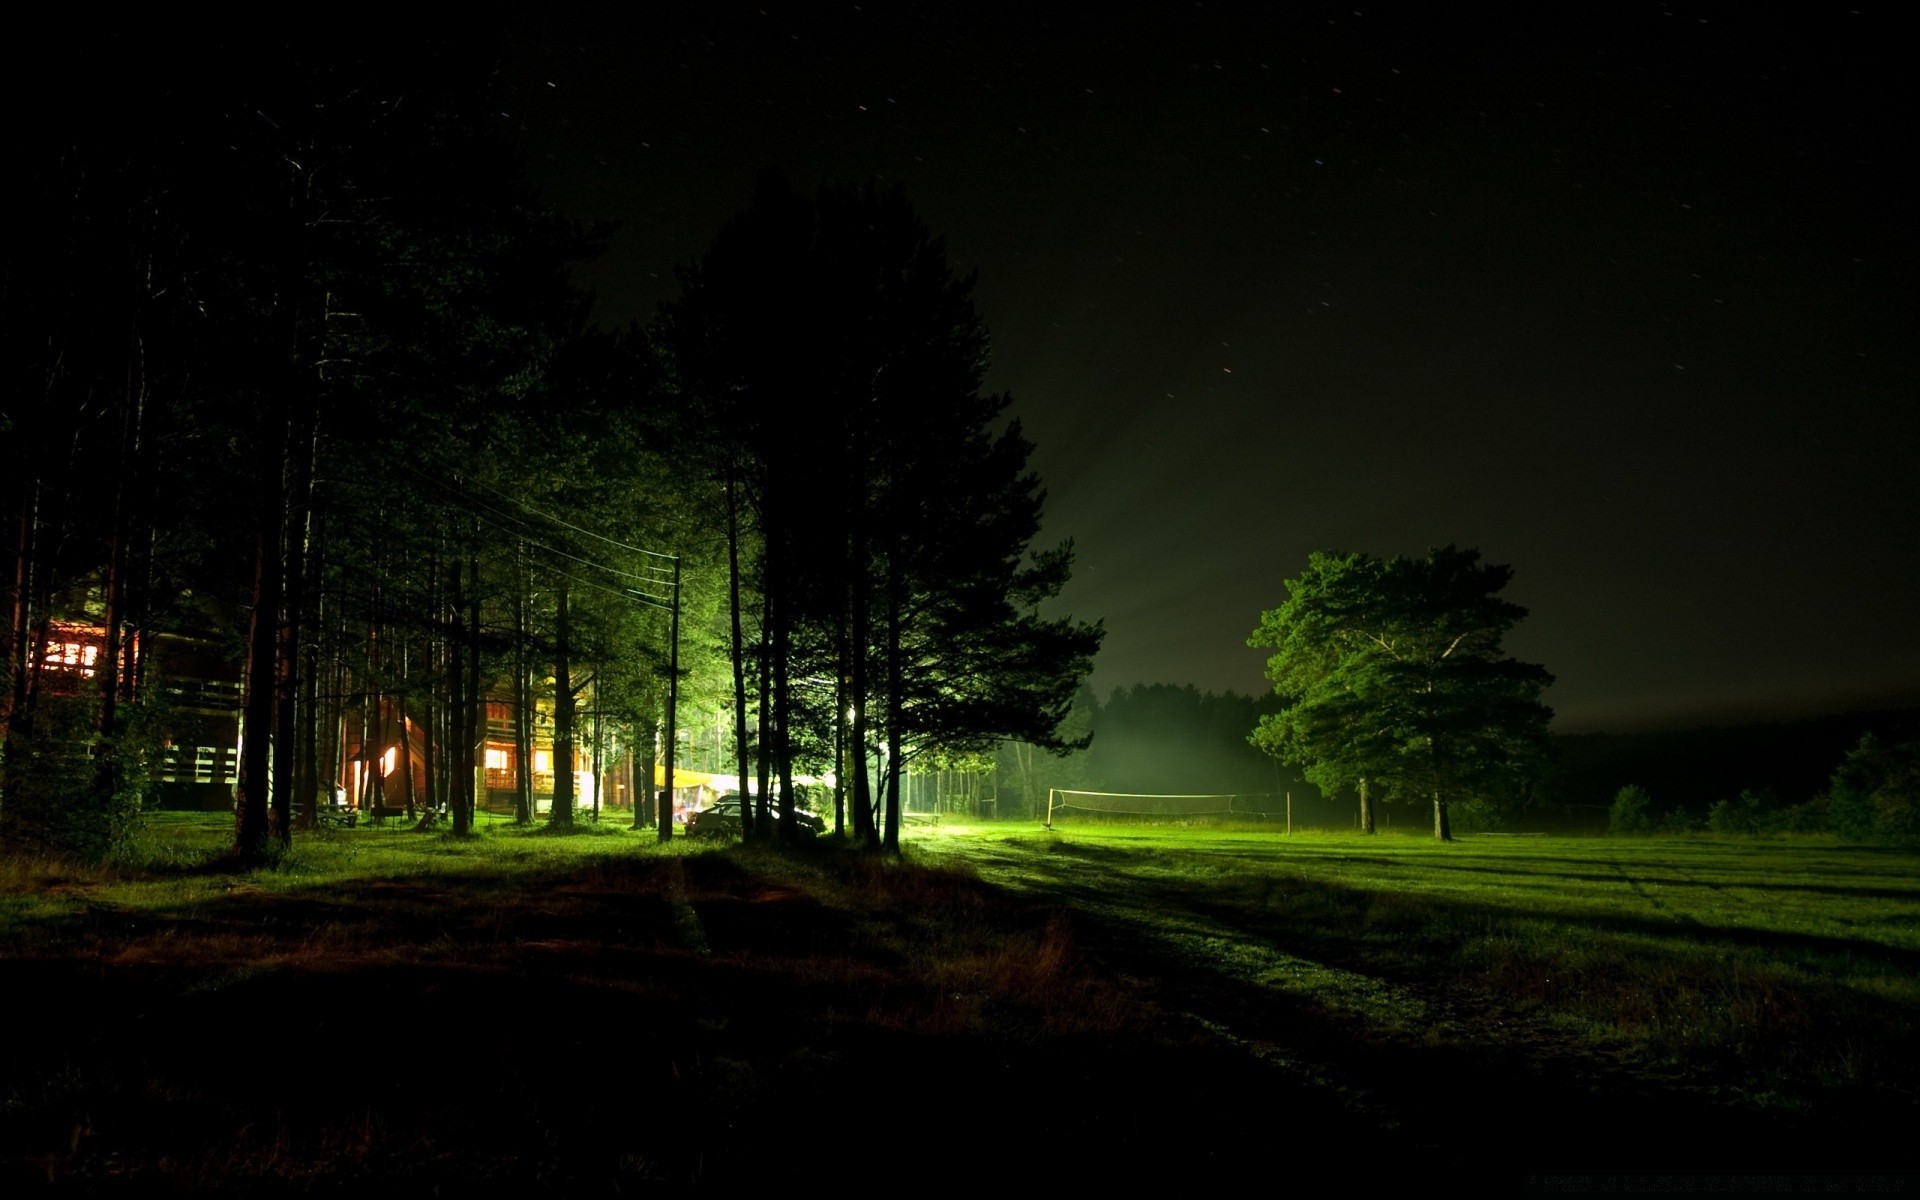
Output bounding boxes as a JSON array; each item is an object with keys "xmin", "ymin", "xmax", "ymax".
[
  {"xmin": 404, "ymin": 467, "xmax": 678, "ymax": 586},
  {"xmin": 463, "ymin": 472, "xmax": 678, "ymax": 561}
]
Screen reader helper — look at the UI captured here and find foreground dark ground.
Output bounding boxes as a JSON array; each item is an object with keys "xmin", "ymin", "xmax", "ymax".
[{"xmin": 2, "ymin": 827, "xmax": 1913, "ymax": 1195}]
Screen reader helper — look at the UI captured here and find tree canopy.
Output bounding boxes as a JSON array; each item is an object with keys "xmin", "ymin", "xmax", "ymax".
[
  {"xmin": 1247, "ymin": 546, "xmax": 1553, "ymax": 840},
  {"xmin": 662, "ymin": 175, "xmax": 1102, "ymax": 849}
]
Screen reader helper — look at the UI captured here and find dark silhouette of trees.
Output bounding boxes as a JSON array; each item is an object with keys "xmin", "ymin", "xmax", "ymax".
[
  {"xmin": 1249, "ymin": 546, "xmax": 1553, "ymax": 840},
  {"xmin": 663, "ymin": 177, "xmax": 1100, "ymax": 850},
  {"xmin": 1829, "ymin": 734, "xmax": 1920, "ymax": 842},
  {"xmin": 5, "ymin": 40, "xmax": 1094, "ymax": 865},
  {"xmin": 2, "ymin": 32, "xmax": 622, "ymax": 858}
]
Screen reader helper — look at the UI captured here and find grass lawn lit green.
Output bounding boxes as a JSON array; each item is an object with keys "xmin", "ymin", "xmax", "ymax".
[
  {"xmin": 2, "ymin": 813, "xmax": 1914, "ymax": 1191},
  {"xmin": 917, "ymin": 822, "xmax": 1920, "ymax": 1109}
]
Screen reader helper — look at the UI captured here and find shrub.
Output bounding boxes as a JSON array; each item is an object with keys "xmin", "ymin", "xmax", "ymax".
[
  {"xmin": 1, "ymin": 693, "xmax": 154, "ymax": 861},
  {"xmin": 1756, "ymin": 793, "xmax": 1826, "ymax": 834},
  {"xmin": 1708, "ymin": 787, "xmax": 1777, "ymax": 835},
  {"xmin": 1658, "ymin": 806, "xmax": 1698, "ymax": 835},
  {"xmin": 1608, "ymin": 785, "xmax": 1654, "ymax": 836},
  {"xmin": 1450, "ymin": 797, "xmax": 1509, "ymax": 833},
  {"xmin": 1828, "ymin": 735, "xmax": 1920, "ymax": 842}
]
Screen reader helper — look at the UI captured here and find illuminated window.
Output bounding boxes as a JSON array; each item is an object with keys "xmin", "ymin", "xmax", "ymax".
[
  {"xmin": 40, "ymin": 641, "xmax": 101, "ymax": 677},
  {"xmin": 381, "ymin": 746, "xmax": 397, "ymax": 776},
  {"xmin": 534, "ymin": 750, "xmax": 551, "ymax": 774},
  {"xmin": 485, "ymin": 748, "xmax": 509, "ymax": 770}
]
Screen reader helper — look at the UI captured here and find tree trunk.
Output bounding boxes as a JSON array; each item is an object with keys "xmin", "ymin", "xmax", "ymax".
[
  {"xmin": 271, "ymin": 393, "xmax": 315, "ymax": 848},
  {"xmin": 550, "ymin": 581, "xmax": 574, "ymax": 830},
  {"xmin": 297, "ymin": 513, "xmax": 327, "ymax": 831},
  {"xmin": 1432, "ymin": 791, "xmax": 1452, "ymax": 841},
  {"xmin": 640, "ymin": 718, "xmax": 658, "ymax": 828},
  {"xmin": 753, "ymin": 584, "xmax": 772, "ymax": 840},
  {"xmin": 461, "ymin": 543, "xmax": 480, "ymax": 832},
  {"xmin": 397, "ymin": 679, "xmax": 417, "ymax": 822},
  {"xmin": 591, "ymin": 703, "xmax": 603, "ymax": 821},
  {"xmin": 832, "ymin": 652, "xmax": 846, "ymax": 837},
  {"xmin": 234, "ymin": 506, "xmax": 279, "ymax": 861},
  {"xmin": 514, "ymin": 542, "xmax": 534, "ymax": 825},
  {"xmin": 1, "ymin": 479, "xmax": 36, "ymax": 754},
  {"xmin": 1359, "ymin": 777, "xmax": 1375, "ymax": 835},
  {"xmin": 443, "ymin": 534, "xmax": 463, "ymax": 827},
  {"xmin": 774, "ymin": 567, "xmax": 795, "ymax": 844},
  {"xmin": 849, "ymin": 515, "xmax": 875, "ymax": 848},
  {"xmin": 96, "ymin": 323, "xmax": 142, "ymax": 753},
  {"xmin": 725, "ymin": 470, "xmax": 753, "ymax": 842},
  {"xmin": 882, "ymin": 562, "xmax": 903, "ymax": 853}
]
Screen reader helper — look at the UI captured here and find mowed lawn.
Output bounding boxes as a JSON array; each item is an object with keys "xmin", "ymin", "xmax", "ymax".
[
  {"xmin": 2, "ymin": 814, "xmax": 1915, "ymax": 1192},
  {"xmin": 918, "ymin": 824, "xmax": 1920, "ymax": 1158}
]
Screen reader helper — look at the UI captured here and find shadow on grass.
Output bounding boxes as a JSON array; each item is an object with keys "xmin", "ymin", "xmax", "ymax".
[
  {"xmin": 0, "ymin": 840, "xmax": 1400, "ymax": 1193},
  {"xmin": 967, "ymin": 840, "xmax": 1919, "ymax": 1171}
]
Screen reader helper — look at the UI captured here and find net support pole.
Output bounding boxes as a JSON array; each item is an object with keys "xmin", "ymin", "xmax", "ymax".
[
  {"xmin": 1287, "ymin": 791, "xmax": 1292, "ymax": 836},
  {"xmin": 1045, "ymin": 787, "xmax": 1054, "ymax": 830}
]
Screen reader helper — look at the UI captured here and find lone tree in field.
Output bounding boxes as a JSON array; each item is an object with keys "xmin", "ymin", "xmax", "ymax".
[{"xmin": 1248, "ymin": 546, "xmax": 1553, "ymax": 840}]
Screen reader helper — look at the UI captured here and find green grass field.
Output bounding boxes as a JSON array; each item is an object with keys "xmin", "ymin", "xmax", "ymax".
[
  {"xmin": 2, "ymin": 814, "xmax": 1915, "ymax": 1191},
  {"xmin": 923, "ymin": 824, "xmax": 1920, "ymax": 1107}
]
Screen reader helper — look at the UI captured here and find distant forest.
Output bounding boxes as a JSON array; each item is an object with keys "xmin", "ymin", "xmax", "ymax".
[
  {"xmin": 1549, "ymin": 706, "xmax": 1920, "ymax": 818},
  {"xmin": 1000, "ymin": 685, "xmax": 1920, "ymax": 833}
]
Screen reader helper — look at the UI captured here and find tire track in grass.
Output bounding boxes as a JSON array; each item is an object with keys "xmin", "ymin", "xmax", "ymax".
[
  {"xmin": 945, "ymin": 840, "xmax": 1441, "ymax": 1138},
  {"xmin": 1606, "ymin": 849, "xmax": 1668, "ymax": 912},
  {"xmin": 933, "ymin": 835, "xmax": 1809, "ymax": 1171}
]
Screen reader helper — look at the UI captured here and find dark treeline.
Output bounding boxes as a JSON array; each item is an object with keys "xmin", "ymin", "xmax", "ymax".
[
  {"xmin": 1086, "ymin": 684, "xmax": 1295, "ymax": 798},
  {"xmin": 1, "ymin": 34, "xmax": 1099, "ymax": 859},
  {"xmin": 998, "ymin": 684, "xmax": 1920, "ymax": 835},
  {"xmin": 1549, "ymin": 707, "xmax": 1920, "ymax": 818}
]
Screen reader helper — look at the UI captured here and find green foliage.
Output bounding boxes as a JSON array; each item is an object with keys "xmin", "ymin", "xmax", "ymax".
[
  {"xmin": 1247, "ymin": 546, "xmax": 1554, "ymax": 836},
  {"xmin": 1828, "ymin": 734, "xmax": 1920, "ymax": 842},
  {"xmin": 1448, "ymin": 797, "xmax": 1510, "ymax": 833},
  {"xmin": 1707, "ymin": 787, "xmax": 1777, "ymax": 835},
  {"xmin": 1658, "ymin": 805, "xmax": 1699, "ymax": 835},
  {"xmin": 1763, "ymin": 799, "xmax": 1827, "ymax": 835},
  {"xmin": 0, "ymin": 695, "xmax": 155, "ymax": 862},
  {"xmin": 1607, "ymin": 784, "xmax": 1654, "ymax": 835}
]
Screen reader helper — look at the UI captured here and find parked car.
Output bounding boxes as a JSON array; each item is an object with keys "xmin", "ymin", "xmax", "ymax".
[{"xmin": 689, "ymin": 794, "xmax": 825, "ymax": 839}]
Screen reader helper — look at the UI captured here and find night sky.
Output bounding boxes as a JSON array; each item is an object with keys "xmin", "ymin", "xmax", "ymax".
[{"xmin": 499, "ymin": 3, "xmax": 1914, "ymax": 733}]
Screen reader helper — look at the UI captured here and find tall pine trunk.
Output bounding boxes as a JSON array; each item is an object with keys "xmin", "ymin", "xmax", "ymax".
[
  {"xmin": 461, "ymin": 542, "xmax": 480, "ymax": 832},
  {"xmin": 773, "ymin": 557, "xmax": 796, "ymax": 843},
  {"xmin": 881, "ymin": 558, "xmax": 903, "ymax": 853},
  {"xmin": 270, "ymin": 385, "xmax": 316, "ymax": 847},
  {"xmin": 753, "ymin": 584, "xmax": 772, "ymax": 839},
  {"xmin": 550, "ymin": 581, "xmax": 575, "ymax": 830},
  {"xmin": 726, "ymin": 471, "xmax": 751, "ymax": 841},
  {"xmin": 235, "ymin": 503, "xmax": 280, "ymax": 861},
  {"xmin": 515, "ymin": 542, "xmax": 534, "ymax": 825},
  {"xmin": 848, "ymin": 459, "xmax": 875, "ymax": 848}
]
